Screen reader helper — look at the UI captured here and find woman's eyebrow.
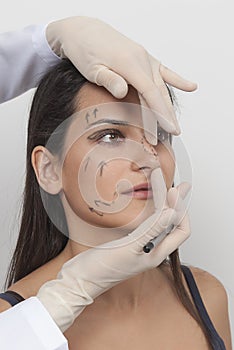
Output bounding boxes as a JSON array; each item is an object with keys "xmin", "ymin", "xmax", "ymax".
[{"xmin": 85, "ymin": 119, "xmax": 130, "ymax": 129}]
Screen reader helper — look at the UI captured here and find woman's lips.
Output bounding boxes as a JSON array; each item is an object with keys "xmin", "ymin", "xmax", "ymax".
[{"xmin": 121, "ymin": 183, "xmax": 153, "ymax": 199}]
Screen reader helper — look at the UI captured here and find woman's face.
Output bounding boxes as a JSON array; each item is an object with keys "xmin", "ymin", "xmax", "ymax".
[{"xmin": 59, "ymin": 83, "xmax": 175, "ymax": 231}]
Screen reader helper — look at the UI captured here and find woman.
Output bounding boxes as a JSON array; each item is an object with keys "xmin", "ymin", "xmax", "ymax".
[{"xmin": 0, "ymin": 60, "xmax": 232, "ymax": 350}]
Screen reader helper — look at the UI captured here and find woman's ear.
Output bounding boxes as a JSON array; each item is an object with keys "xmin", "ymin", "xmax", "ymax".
[{"xmin": 31, "ymin": 146, "xmax": 62, "ymax": 195}]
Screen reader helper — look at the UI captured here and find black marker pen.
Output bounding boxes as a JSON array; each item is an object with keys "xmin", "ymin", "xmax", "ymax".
[{"xmin": 143, "ymin": 224, "xmax": 175, "ymax": 253}]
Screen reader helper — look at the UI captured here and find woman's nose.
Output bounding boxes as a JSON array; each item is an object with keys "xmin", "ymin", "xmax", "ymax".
[{"xmin": 130, "ymin": 135, "xmax": 161, "ymax": 172}]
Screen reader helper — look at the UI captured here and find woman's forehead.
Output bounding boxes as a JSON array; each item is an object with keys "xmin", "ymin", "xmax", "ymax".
[
  {"xmin": 47, "ymin": 83, "xmax": 161, "ymax": 156},
  {"xmin": 62, "ymin": 101, "xmax": 144, "ymax": 152},
  {"xmin": 61, "ymin": 84, "xmax": 147, "ymax": 147}
]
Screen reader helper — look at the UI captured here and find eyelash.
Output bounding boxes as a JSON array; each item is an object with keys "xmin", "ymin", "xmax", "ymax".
[
  {"xmin": 88, "ymin": 128, "xmax": 125, "ymax": 146},
  {"xmin": 87, "ymin": 127, "xmax": 171, "ymax": 146}
]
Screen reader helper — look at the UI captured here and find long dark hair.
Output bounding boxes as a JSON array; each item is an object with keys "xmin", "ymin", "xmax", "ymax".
[{"xmin": 5, "ymin": 59, "xmax": 213, "ymax": 349}]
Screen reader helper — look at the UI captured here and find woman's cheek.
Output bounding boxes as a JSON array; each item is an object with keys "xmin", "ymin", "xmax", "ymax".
[{"xmin": 95, "ymin": 160, "xmax": 126, "ymax": 202}]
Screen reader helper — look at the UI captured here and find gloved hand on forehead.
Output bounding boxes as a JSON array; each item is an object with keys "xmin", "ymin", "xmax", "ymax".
[
  {"xmin": 37, "ymin": 167, "xmax": 191, "ymax": 333},
  {"xmin": 46, "ymin": 16, "xmax": 197, "ymax": 144}
]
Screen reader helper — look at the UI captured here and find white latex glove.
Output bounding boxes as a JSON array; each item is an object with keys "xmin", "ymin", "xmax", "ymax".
[
  {"xmin": 37, "ymin": 168, "xmax": 191, "ymax": 333},
  {"xmin": 46, "ymin": 16, "xmax": 197, "ymax": 144}
]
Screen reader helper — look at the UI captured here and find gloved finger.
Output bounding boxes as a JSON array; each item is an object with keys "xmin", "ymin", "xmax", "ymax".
[
  {"xmin": 94, "ymin": 65, "xmax": 129, "ymax": 98},
  {"xmin": 131, "ymin": 207, "xmax": 177, "ymax": 249},
  {"xmin": 112, "ymin": 206, "xmax": 176, "ymax": 250},
  {"xmin": 167, "ymin": 186, "xmax": 190, "ymax": 226},
  {"xmin": 167, "ymin": 182, "xmax": 192, "ymax": 209},
  {"xmin": 148, "ymin": 55, "xmax": 181, "ymax": 135},
  {"xmin": 167, "ymin": 188, "xmax": 183, "ymax": 211},
  {"xmin": 95, "ymin": 63, "xmax": 160, "ymax": 145},
  {"xmin": 147, "ymin": 208, "xmax": 177, "ymax": 240},
  {"xmin": 139, "ymin": 88, "xmax": 181, "ymax": 137},
  {"xmin": 174, "ymin": 182, "xmax": 192, "ymax": 200},
  {"xmin": 151, "ymin": 167, "xmax": 167, "ymax": 211},
  {"xmin": 138, "ymin": 92, "xmax": 158, "ymax": 145},
  {"xmin": 94, "ymin": 54, "xmax": 176, "ymax": 142},
  {"xmin": 146, "ymin": 213, "xmax": 190, "ymax": 266},
  {"xmin": 115, "ymin": 59, "xmax": 179, "ymax": 136},
  {"xmin": 147, "ymin": 56, "xmax": 197, "ymax": 137},
  {"xmin": 159, "ymin": 63, "xmax": 197, "ymax": 92}
]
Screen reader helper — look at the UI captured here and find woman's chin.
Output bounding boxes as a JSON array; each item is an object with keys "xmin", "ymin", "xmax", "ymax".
[{"xmin": 113, "ymin": 204, "xmax": 155, "ymax": 233}]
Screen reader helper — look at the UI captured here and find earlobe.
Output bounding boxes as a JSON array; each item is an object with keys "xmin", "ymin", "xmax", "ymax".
[{"xmin": 31, "ymin": 146, "xmax": 62, "ymax": 195}]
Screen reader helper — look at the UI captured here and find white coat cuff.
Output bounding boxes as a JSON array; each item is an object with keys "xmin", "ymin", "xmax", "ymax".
[{"xmin": 0, "ymin": 296, "xmax": 68, "ymax": 350}]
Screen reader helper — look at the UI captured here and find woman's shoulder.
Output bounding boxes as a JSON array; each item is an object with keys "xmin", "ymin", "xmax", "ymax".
[
  {"xmin": 161, "ymin": 263, "xmax": 231, "ymax": 348},
  {"xmin": 6, "ymin": 253, "xmax": 67, "ymax": 299},
  {"xmin": 188, "ymin": 264, "xmax": 223, "ymax": 283},
  {"xmin": 162, "ymin": 263, "xmax": 227, "ymax": 299},
  {"xmin": 187, "ymin": 265, "xmax": 232, "ymax": 350},
  {"xmin": 188, "ymin": 265, "xmax": 228, "ymax": 301}
]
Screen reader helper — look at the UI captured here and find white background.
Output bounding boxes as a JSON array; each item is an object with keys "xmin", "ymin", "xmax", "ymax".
[{"xmin": 0, "ymin": 0, "xmax": 233, "ymax": 344}]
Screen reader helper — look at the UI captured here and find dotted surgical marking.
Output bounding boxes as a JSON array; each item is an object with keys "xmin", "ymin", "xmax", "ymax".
[{"xmin": 141, "ymin": 135, "xmax": 158, "ymax": 157}]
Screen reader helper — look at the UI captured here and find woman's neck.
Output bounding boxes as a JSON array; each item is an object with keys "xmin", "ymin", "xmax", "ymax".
[{"xmin": 59, "ymin": 239, "xmax": 170, "ymax": 311}]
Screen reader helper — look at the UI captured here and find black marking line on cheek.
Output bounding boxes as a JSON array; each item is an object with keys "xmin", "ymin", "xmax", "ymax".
[
  {"xmin": 150, "ymin": 144, "xmax": 158, "ymax": 157},
  {"xmin": 93, "ymin": 189, "xmax": 118, "ymax": 208},
  {"xmin": 94, "ymin": 200, "xmax": 111, "ymax": 207},
  {"xmin": 88, "ymin": 207, "xmax": 104, "ymax": 216},
  {"xmin": 98, "ymin": 160, "xmax": 107, "ymax": 177},
  {"xmin": 110, "ymin": 190, "xmax": 118, "ymax": 204},
  {"xmin": 84, "ymin": 157, "xmax": 90, "ymax": 172}
]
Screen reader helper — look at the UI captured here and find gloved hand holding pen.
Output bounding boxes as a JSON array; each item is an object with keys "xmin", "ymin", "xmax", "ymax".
[
  {"xmin": 37, "ymin": 167, "xmax": 191, "ymax": 333},
  {"xmin": 46, "ymin": 16, "xmax": 197, "ymax": 144}
]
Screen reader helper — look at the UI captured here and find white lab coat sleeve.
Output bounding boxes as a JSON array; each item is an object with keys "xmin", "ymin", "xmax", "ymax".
[
  {"xmin": 0, "ymin": 24, "xmax": 61, "ymax": 103},
  {"xmin": 0, "ymin": 296, "xmax": 69, "ymax": 350}
]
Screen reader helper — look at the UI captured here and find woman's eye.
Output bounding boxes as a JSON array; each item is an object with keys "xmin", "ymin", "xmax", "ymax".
[
  {"xmin": 88, "ymin": 129, "xmax": 125, "ymax": 146},
  {"xmin": 99, "ymin": 131, "xmax": 125, "ymax": 145}
]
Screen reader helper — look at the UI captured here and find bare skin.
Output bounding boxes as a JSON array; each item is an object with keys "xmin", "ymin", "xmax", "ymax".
[{"xmin": 5, "ymin": 242, "xmax": 232, "ymax": 350}]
